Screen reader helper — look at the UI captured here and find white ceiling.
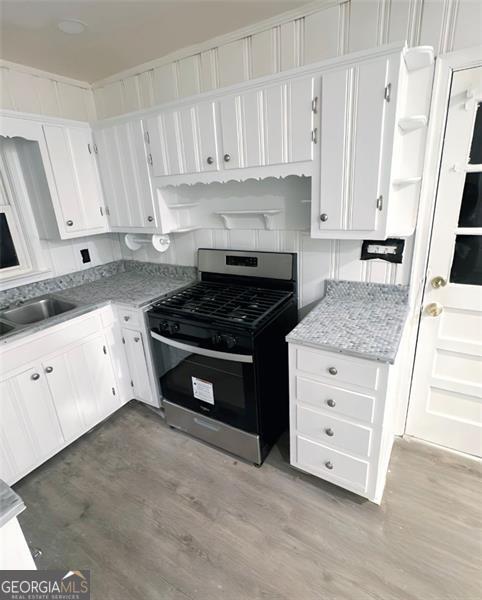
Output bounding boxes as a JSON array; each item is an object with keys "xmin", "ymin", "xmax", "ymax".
[{"xmin": 0, "ymin": 1, "xmax": 306, "ymax": 83}]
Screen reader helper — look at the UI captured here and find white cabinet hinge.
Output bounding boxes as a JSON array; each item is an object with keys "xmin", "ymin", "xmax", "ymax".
[
  {"xmin": 122, "ymin": 337, "xmax": 125, "ymax": 344},
  {"xmin": 93, "ymin": 143, "xmax": 98, "ymax": 154},
  {"xmin": 100, "ymin": 207, "xmax": 104, "ymax": 217},
  {"xmin": 311, "ymin": 128, "xmax": 318, "ymax": 144},
  {"xmin": 376, "ymin": 195, "xmax": 383, "ymax": 211},
  {"xmin": 105, "ymin": 206, "xmax": 110, "ymax": 216},
  {"xmin": 384, "ymin": 83, "xmax": 391, "ymax": 102},
  {"xmin": 144, "ymin": 130, "xmax": 150, "ymax": 144},
  {"xmin": 87, "ymin": 143, "xmax": 92, "ymax": 154},
  {"xmin": 112, "ymin": 387, "xmax": 116, "ymax": 396},
  {"xmin": 147, "ymin": 153, "xmax": 153, "ymax": 166},
  {"xmin": 311, "ymin": 96, "xmax": 318, "ymax": 114},
  {"xmin": 130, "ymin": 380, "xmax": 134, "ymax": 388},
  {"xmin": 103, "ymin": 345, "xmax": 107, "ymax": 355}
]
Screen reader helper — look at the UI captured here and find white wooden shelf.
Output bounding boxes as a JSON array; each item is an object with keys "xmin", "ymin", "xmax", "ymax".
[
  {"xmin": 392, "ymin": 176, "xmax": 422, "ymax": 188},
  {"xmin": 403, "ymin": 46, "xmax": 434, "ymax": 72},
  {"xmin": 215, "ymin": 209, "xmax": 281, "ymax": 230},
  {"xmin": 398, "ymin": 116, "xmax": 428, "ymax": 132}
]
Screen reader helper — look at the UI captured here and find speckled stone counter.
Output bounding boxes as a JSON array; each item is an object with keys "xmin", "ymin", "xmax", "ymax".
[
  {"xmin": 0, "ymin": 479, "xmax": 25, "ymax": 528},
  {"xmin": 286, "ymin": 280, "xmax": 409, "ymax": 364},
  {"xmin": 0, "ymin": 260, "xmax": 196, "ymax": 345}
]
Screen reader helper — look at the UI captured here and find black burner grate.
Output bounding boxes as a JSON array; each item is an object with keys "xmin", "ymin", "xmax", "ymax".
[{"xmin": 153, "ymin": 281, "xmax": 292, "ymax": 328}]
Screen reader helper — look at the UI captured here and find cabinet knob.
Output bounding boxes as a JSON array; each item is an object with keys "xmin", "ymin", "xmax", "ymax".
[
  {"xmin": 124, "ymin": 316, "xmax": 130, "ymax": 321},
  {"xmin": 320, "ymin": 213, "xmax": 328, "ymax": 222},
  {"xmin": 426, "ymin": 302, "xmax": 443, "ymax": 317},
  {"xmin": 45, "ymin": 366, "xmax": 53, "ymax": 374},
  {"xmin": 66, "ymin": 220, "xmax": 74, "ymax": 226},
  {"xmin": 325, "ymin": 461, "xmax": 334, "ymax": 470},
  {"xmin": 223, "ymin": 153, "xmax": 231, "ymax": 162},
  {"xmin": 206, "ymin": 156, "xmax": 214, "ymax": 165},
  {"xmin": 326, "ymin": 399, "xmax": 336, "ymax": 408},
  {"xmin": 328, "ymin": 367, "xmax": 338, "ymax": 376},
  {"xmin": 147, "ymin": 216, "xmax": 154, "ymax": 223},
  {"xmin": 31, "ymin": 373, "xmax": 40, "ymax": 381},
  {"xmin": 431, "ymin": 276, "xmax": 447, "ymax": 289},
  {"xmin": 134, "ymin": 337, "xmax": 140, "ymax": 342},
  {"xmin": 325, "ymin": 428, "xmax": 334, "ymax": 437}
]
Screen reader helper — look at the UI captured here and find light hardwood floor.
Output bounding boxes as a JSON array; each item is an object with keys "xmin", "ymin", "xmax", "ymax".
[{"xmin": 14, "ymin": 402, "xmax": 482, "ymax": 600}]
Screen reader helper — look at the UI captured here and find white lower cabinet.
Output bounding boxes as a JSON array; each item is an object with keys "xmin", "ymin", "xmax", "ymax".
[
  {"xmin": 0, "ymin": 309, "xmax": 125, "ymax": 485},
  {"xmin": 289, "ymin": 343, "xmax": 398, "ymax": 504},
  {"xmin": 122, "ymin": 327, "xmax": 156, "ymax": 406}
]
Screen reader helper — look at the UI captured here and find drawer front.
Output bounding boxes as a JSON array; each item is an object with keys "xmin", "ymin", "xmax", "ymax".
[
  {"xmin": 296, "ymin": 376, "xmax": 375, "ymax": 423},
  {"xmin": 117, "ymin": 307, "xmax": 141, "ymax": 327},
  {"xmin": 296, "ymin": 435, "xmax": 369, "ymax": 491},
  {"xmin": 296, "ymin": 405, "xmax": 372, "ymax": 457},
  {"xmin": 296, "ymin": 347, "xmax": 380, "ymax": 390}
]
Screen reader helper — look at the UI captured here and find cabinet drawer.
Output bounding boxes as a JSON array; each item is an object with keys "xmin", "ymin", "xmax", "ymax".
[
  {"xmin": 295, "ymin": 347, "xmax": 380, "ymax": 390},
  {"xmin": 296, "ymin": 436, "xmax": 369, "ymax": 491},
  {"xmin": 295, "ymin": 376, "xmax": 375, "ymax": 424},
  {"xmin": 296, "ymin": 405, "xmax": 372, "ymax": 457},
  {"xmin": 117, "ymin": 307, "xmax": 141, "ymax": 327}
]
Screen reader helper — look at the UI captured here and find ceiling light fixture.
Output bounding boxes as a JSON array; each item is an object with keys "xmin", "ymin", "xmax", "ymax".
[{"xmin": 57, "ymin": 20, "xmax": 86, "ymax": 35}]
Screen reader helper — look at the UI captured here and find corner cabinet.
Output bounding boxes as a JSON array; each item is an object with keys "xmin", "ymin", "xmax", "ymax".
[
  {"xmin": 311, "ymin": 46, "xmax": 434, "ymax": 240},
  {"xmin": 93, "ymin": 119, "xmax": 158, "ymax": 232}
]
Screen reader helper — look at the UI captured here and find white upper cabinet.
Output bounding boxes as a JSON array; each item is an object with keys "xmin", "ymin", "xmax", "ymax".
[
  {"xmin": 311, "ymin": 47, "xmax": 434, "ymax": 240},
  {"xmin": 43, "ymin": 124, "xmax": 107, "ymax": 237},
  {"xmin": 146, "ymin": 99, "xmax": 219, "ymax": 177},
  {"xmin": 94, "ymin": 119, "xmax": 157, "ymax": 231},
  {"xmin": 220, "ymin": 76, "xmax": 315, "ymax": 171}
]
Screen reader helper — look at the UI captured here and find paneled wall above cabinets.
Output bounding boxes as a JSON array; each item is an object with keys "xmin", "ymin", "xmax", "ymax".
[{"xmin": 91, "ymin": 0, "xmax": 481, "ymax": 119}]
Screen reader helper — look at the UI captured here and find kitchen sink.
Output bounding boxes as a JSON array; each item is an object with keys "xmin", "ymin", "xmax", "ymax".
[{"xmin": 0, "ymin": 297, "xmax": 77, "ymax": 325}]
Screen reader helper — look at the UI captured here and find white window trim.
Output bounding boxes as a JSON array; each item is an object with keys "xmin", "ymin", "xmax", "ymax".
[{"xmin": 0, "ymin": 167, "xmax": 33, "ymax": 282}]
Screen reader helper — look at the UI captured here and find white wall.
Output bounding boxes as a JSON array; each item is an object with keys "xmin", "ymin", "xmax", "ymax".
[{"xmin": 91, "ymin": 0, "xmax": 481, "ymax": 118}]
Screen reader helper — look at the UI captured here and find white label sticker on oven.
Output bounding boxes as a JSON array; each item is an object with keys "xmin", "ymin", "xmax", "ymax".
[{"xmin": 192, "ymin": 377, "xmax": 214, "ymax": 404}]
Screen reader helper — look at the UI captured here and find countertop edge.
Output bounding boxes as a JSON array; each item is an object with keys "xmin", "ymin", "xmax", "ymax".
[{"xmin": 285, "ymin": 335, "xmax": 397, "ymax": 364}]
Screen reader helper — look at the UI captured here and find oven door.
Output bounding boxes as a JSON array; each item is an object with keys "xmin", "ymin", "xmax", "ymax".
[{"xmin": 151, "ymin": 332, "xmax": 258, "ymax": 434}]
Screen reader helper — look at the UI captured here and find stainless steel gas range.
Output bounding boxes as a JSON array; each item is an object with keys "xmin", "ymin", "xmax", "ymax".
[{"xmin": 147, "ymin": 248, "xmax": 298, "ymax": 465}]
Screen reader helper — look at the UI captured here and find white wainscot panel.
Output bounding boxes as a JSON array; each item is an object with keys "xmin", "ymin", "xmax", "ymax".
[
  {"xmin": 256, "ymin": 229, "xmax": 280, "ymax": 252},
  {"xmin": 337, "ymin": 240, "xmax": 365, "ymax": 281},
  {"xmin": 200, "ymin": 50, "xmax": 218, "ymax": 92},
  {"xmin": 304, "ymin": 6, "xmax": 341, "ymax": 64},
  {"xmin": 194, "ymin": 229, "xmax": 215, "ymax": 249},
  {"xmin": 280, "ymin": 19, "xmax": 302, "ymax": 70},
  {"xmin": 177, "ymin": 55, "xmax": 201, "ymax": 97},
  {"xmin": 6, "ymin": 70, "xmax": 42, "ymax": 113},
  {"xmin": 33, "ymin": 77, "xmax": 61, "ymax": 117},
  {"xmin": 94, "ymin": 82, "xmax": 124, "ymax": 119},
  {"xmin": 418, "ymin": 0, "xmax": 450, "ymax": 54},
  {"xmin": 347, "ymin": 0, "xmax": 381, "ymax": 52},
  {"xmin": 122, "ymin": 75, "xmax": 143, "ymax": 112},
  {"xmin": 386, "ymin": 0, "xmax": 415, "ymax": 45},
  {"xmin": 300, "ymin": 235, "xmax": 334, "ymax": 307},
  {"xmin": 217, "ymin": 39, "xmax": 249, "ymax": 87},
  {"xmin": 452, "ymin": 0, "xmax": 482, "ymax": 50},
  {"xmin": 251, "ymin": 29, "xmax": 278, "ymax": 78},
  {"xmin": 138, "ymin": 70, "xmax": 155, "ymax": 109},
  {"xmin": 57, "ymin": 83, "xmax": 95, "ymax": 121},
  {"xmin": 172, "ymin": 232, "xmax": 197, "ymax": 266},
  {"xmin": 152, "ymin": 63, "xmax": 178, "ymax": 104},
  {"xmin": 227, "ymin": 230, "xmax": 257, "ymax": 249},
  {"xmin": 0, "ymin": 67, "xmax": 14, "ymax": 109}
]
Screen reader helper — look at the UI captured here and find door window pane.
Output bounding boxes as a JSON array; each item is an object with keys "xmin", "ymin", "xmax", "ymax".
[
  {"xmin": 450, "ymin": 235, "xmax": 482, "ymax": 285},
  {"xmin": 469, "ymin": 103, "xmax": 482, "ymax": 164},
  {"xmin": 458, "ymin": 172, "xmax": 482, "ymax": 227},
  {"xmin": 0, "ymin": 213, "xmax": 20, "ymax": 269}
]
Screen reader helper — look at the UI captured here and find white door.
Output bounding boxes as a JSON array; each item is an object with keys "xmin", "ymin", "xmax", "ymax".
[
  {"xmin": 122, "ymin": 328, "xmax": 154, "ymax": 405},
  {"xmin": 407, "ymin": 66, "xmax": 482, "ymax": 457},
  {"xmin": 0, "ymin": 366, "xmax": 64, "ymax": 484},
  {"xmin": 95, "ymin": 121, "xmax": 156, "ymax": 229},
  {"xmin": 43, "ymin": 124, "xmax": 106, "ymax": 236}
]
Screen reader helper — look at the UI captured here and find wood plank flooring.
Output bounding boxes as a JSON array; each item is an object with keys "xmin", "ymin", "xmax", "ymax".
[{"xmin": 14, "ymin": 402, "xmax": 482, "ymax": 600}]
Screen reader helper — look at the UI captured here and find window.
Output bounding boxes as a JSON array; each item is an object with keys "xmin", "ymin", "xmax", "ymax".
[{"xmin": 0, "ymin": 144, "xmax": 33, "ymax": 281}]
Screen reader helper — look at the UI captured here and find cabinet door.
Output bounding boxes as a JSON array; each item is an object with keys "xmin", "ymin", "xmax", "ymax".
[
  {"xmin": 147, "ymin": 111, "xmax": 182, "ymax": 177},
  {"xmin": 122, "ymin": 329, "xmax": 154, "ymax": 405},
  {"xmin": 43, "ymin": 124, "xmax": 106, "ymax": 236},
  {"xmin": 219, "ymin": 95, "xmax": 244, "ymax": 170},
  {"xmin": 315, "ymin": 56, "xmax": 396, "ymax": 237},
  {"xmin": 95, "ymin": 121, "xmax": 156, "ymax": 229},
  {"xmin": 196, "ymin": 101, "xmax": 219, "ymax": 173},
  {"xmin": 0, "ymin": 367, "xmax": 63, "ymax": 484},
  {"xmin": 287, "ymin": 76, "xmax": 315, "ymax": 163}
]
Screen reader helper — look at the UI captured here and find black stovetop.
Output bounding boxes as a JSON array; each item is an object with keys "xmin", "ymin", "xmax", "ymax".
[{"xmin": 151, "ymin": 281, "xmax": 293, "ymax": 329}]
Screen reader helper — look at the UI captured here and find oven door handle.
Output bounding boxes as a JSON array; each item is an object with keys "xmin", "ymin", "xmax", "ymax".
[{"xmin": 150, "ymin": 331, "xmax": 254, "ymax": 363}]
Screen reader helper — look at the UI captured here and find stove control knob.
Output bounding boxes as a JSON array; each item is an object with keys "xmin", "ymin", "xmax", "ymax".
[
  {"xmin": 211, "ymin": 334, "xmax": 223, "ymax": 346},
  {"xmin": 159, "ymin": 320, "xmax": 169, "ymax": 332},
  {"xmin": 169, "ymin": 322, "xmax": 180, "ymax": 334},
  {"xmin": 222, "ymin": 335, "xmax": 237, "ymax": 349}
]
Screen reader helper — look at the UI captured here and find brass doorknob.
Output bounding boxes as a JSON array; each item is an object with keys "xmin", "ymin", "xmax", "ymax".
[
  {"xmin": 431, "ymin": 276, "xmax": 447, "ymax": 289},
  {"xmin": 426, "ymin": 302, "xmax": 443, "ymax": 317}
]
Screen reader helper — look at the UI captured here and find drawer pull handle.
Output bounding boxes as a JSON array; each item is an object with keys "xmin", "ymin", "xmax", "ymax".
[
  {"xmin": 326, "ymin": 399, "xmax": 336, "ymax": 408},
  {"xmin": 325, "ymin": 428, "xmax": 334, "ymax": 437},
  {"xmin": 328, "ymin": 367, "xmax": 338, "ymax": 376},
  {"xmin": 325, "ymin": 461, "xmax": 334, "ymax": 470}
]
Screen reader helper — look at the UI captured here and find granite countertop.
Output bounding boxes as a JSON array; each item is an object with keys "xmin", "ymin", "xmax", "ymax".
[
  {"xmin": 0, "ymin": 479, "xmax": 25, "ymax": 528},
  {"xmin": 286, "ymin": 280, "xmax": 409, "ymax": 364},
  {"xmin": 0, "ymin": 260, "xmax": 196, "ymax": 346}
]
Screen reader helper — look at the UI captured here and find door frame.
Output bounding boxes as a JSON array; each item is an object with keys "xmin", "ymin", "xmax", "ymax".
[{"xmin": 398, "ymin": 45, "xmax": 482, "ymax": 437}]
